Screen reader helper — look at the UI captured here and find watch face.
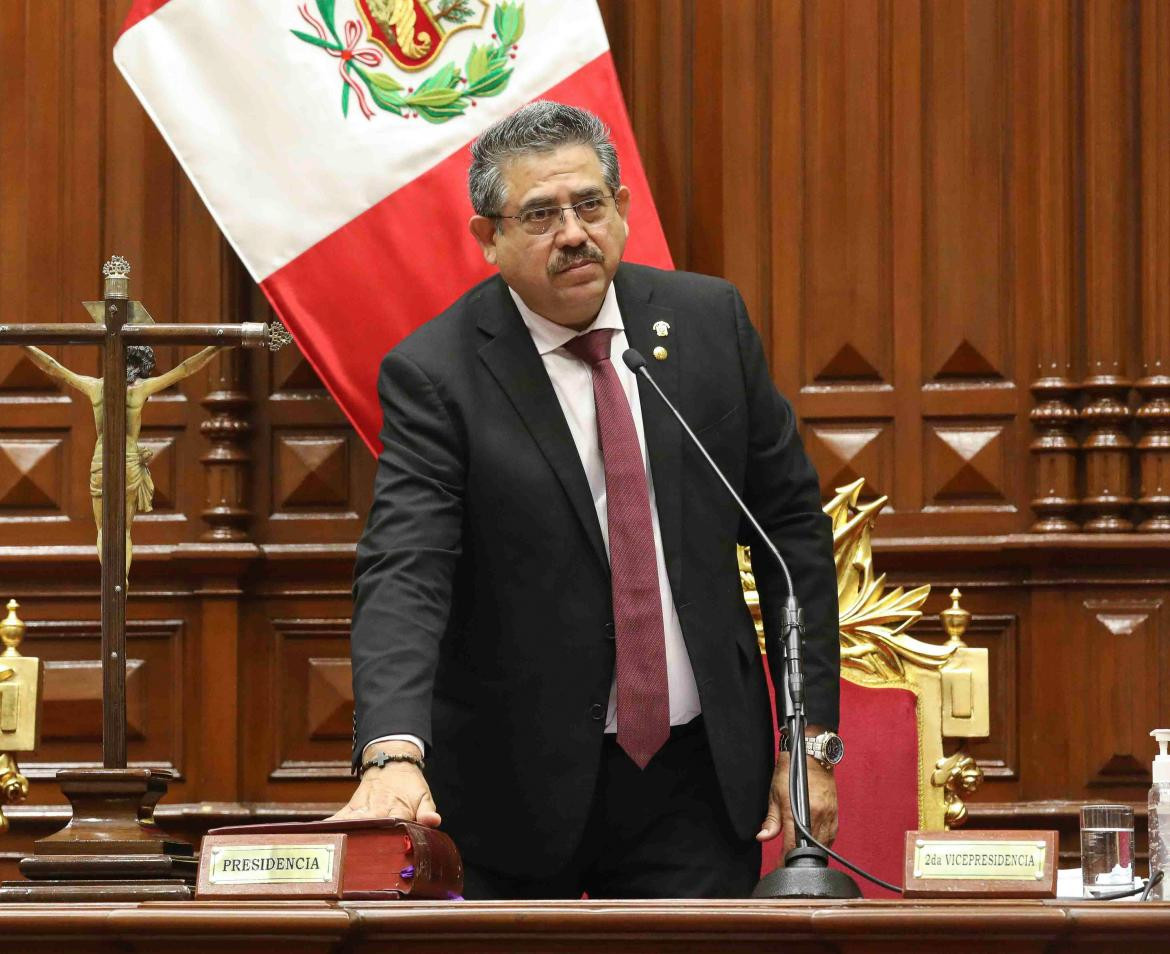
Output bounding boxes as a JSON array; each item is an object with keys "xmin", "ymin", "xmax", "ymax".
[{"xmin": 823, "ymin": 734, "xmax": 845, "ymax": 764}]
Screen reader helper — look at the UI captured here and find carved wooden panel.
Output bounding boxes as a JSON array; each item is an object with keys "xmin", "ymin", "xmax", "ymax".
[
  {"xmin": 922, "ymin": 420, "xmax": 1014, "ymax": 510},
  {"xmin": 270, "ymin": 616, "xmax": 353, "ymax": 781},
  {"xmin": 249, "ymin": 286, "xmax": 375, "ymax": 546},
  {"xmin": 274, "ymin": 435, "xmax": 351, "ymax": 513},
  {"xmin": 803, "ymin": 422, "xmax": 892, "ymax": 503},
  {"xmin": 0, "ymin": 434, "xmax": 68, "ymax": 513},
  {"xmin": 921, "ymin": 0, "xmax": 1012, "ymax": 386},
  {"xmin": 1079, "ymin": 598, "xmax": 1163, "ymax": 788},
  {"xmin": 801, "ymin": 0, "xmax": 892, "ymax": 389},
  {"xmin": 18, "ymin": 616, "xmax": 186, "ymax": 779}
]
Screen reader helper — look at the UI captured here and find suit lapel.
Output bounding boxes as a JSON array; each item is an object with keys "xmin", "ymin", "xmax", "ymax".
[
  {"xmin": 615, "ymin": 268, "xmax": 684, "ymax": 607},
  {"xmin": 475, "ymin": 278, "xmax": 610, "ymax": 574}
]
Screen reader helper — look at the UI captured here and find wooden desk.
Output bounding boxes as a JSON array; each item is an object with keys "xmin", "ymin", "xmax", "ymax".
[{"xmin": 0, "ymin": 899, "xmax": 1168, "ymax": 953}]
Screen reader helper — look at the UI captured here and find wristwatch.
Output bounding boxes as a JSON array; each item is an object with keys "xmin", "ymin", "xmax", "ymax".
[{"xmin": 779, "ymin": 728, "xmax": 845, "ymax": 770}]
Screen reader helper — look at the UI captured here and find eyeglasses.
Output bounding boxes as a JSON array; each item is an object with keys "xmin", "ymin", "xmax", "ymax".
[{"xmin": 495, "ymin": 194, "xmax": 617, "ymax": 236}]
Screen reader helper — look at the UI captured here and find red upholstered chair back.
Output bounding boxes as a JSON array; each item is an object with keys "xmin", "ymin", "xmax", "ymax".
[{"xmin": 758, "ymin": 676, "xmax": 919, "ymax": 898}]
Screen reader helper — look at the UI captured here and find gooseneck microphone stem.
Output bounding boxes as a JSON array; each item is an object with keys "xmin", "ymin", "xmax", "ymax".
[{"xmin": 623, "ymin": 347, "xmax": 896, "ymax": 898}]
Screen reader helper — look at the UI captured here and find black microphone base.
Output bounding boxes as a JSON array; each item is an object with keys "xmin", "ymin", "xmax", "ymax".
[{"xmin": 751, "ymin": 846, "xmax": 863, "ymax": 899}]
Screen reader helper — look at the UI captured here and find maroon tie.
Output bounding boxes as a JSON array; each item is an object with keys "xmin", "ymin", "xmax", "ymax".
[{"xmin": 563, "ymin": 328, "xmax": 669, "ymax": 769}]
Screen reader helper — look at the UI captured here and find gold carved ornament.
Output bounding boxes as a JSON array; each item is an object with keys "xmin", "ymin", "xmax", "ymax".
[
  {"xmin": 739, "ymin": 478, "xmax": 990, "ymax": 830},
  {"xmin": 0, "ymin": 600, "xmax": 43, "ymax": 834}
]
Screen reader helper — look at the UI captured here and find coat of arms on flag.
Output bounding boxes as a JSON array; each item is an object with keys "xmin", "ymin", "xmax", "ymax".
[
  {"xmin": 293, "ymin": 0, "xmax": 525, "ymax": 121},
  {"xmin": 116, "ymin": 0, "xmax": 672, "ymax": 452}
]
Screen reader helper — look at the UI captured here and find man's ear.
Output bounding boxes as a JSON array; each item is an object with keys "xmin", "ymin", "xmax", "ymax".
[
  {"xmin": 469, "ymin": 215, "xmax": 499, "ymax": 265},
  {"xmin": 615, "ymin": 185, "xmax": 631, "ymax": 237}
]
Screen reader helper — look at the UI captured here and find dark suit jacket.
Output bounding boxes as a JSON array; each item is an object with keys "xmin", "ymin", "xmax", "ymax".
[{"xmin": 351, "ymin": 263, "xmax": 838, "ymax": 877}]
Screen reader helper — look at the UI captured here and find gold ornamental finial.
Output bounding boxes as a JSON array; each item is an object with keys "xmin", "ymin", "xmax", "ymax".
[
  {"xmin": 102, "ymin": 254, "xmax": 130, "ymax": 299},
  {"xmin": 1, "ymin": 599, "xmax": 24, "ymax": 658},
  {"xmin": 941, "ymin": 588, "xmax": 971, "ymax": 647}
]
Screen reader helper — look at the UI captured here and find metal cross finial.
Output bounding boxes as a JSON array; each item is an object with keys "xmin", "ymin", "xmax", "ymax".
[
  {"xmin": 267, "ymin": 318, "xmax": 293, "ymax": 352},
  {"xmin": 102, "ymin": 256, "xmax": 131, "ymax": 279}
]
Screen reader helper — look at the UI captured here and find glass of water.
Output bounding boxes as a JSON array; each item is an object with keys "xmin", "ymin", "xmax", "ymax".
[{"xmin": 1080, "ymin": 803, "xmax": 1135, "ymax": 898}]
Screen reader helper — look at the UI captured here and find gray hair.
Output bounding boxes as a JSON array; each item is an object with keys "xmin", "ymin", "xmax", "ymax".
[{"xmin": 468, "ymin": 101, "xmax": 621, "ymax": 218}]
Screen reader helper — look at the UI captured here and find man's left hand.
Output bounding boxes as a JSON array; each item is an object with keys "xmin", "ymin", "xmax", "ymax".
[{"xmin": 756, "ymin": 750, "xmax": 838, "ymax": 856}]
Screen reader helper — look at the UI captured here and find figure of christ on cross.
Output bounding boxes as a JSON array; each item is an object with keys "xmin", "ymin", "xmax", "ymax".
[
  {"xmin": 20, "ymin": 343, "xmax": 226, "ymax": 577},
  {"xmin": 0, "ymin": 255, "xmax": 285, "ymax": 770}
]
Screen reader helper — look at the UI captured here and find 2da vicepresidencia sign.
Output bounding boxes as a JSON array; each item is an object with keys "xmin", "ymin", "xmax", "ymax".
[{"xmin": 903, "ymin": 830, "xmax": 1059, "ymax": 898}]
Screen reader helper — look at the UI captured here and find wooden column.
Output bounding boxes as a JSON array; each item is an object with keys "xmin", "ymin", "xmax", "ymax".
[
  {"xmin": 200, "ymin": 246, "xmax": 253, "ymax": 542},
  {"xmin": 1135, "ymin": 0, "xmax": 1170, "ymax": 531},
  {"xmin": 1079, "ymin": 0, "xmax": 1138, "ymax": 532},
  {"xmin": 200, "ymin": 348, "xmax": 252, "ymax": 542},
  {"xmin": 1022, "ymin": 0, "xmax": 1079, "ymax": 532}
]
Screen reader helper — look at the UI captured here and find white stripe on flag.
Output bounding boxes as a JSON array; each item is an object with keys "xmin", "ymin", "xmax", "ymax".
[{"xmin": 115, "ymin": 0, "xmax": 610, "ymax": 281}]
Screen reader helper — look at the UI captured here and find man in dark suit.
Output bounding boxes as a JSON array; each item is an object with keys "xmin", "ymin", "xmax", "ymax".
[{"xmin": 336, "ymin": 101, "xmax": 841, "ymax": 899}]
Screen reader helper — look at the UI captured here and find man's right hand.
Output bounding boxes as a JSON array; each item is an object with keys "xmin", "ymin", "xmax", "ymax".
[{"xmin": 329, "ymin": 741, "xmax": 441, "ymax": 826}]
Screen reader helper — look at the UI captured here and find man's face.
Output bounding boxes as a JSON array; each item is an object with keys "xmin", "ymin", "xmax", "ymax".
[{"xmin": 469, "ymin": 144, "xmax": 630, "ymax": 330}]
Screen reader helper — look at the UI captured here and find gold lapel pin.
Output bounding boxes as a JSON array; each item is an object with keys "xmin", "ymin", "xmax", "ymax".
[
  {"xmin": 652, "ymin": 320, "xmax": 670, "ymax": 338},
  {"xmin": 653, "ymin": 346, "xmax": 668, "ymax": 361}
]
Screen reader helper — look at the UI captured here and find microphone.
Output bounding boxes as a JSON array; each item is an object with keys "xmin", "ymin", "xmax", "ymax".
[{"xmin": 623, "ymin": 347, "xmax": 896, "ymax": 898}]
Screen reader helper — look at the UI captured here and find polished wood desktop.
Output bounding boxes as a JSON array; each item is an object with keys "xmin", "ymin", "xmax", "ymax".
[{"xmin": 1, "ymin": 899, "xmax": 1168, "ymax": 953}]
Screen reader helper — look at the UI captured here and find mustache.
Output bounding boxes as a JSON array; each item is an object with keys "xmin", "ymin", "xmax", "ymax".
[{"xmin": 548, "ymin": 245, "xmax": 604, "ymax": 276}]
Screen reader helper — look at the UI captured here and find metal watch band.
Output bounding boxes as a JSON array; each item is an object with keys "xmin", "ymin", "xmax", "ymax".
[{"xmin": 779, "ymin": 729, "xmax": 843, "ymax": 769}]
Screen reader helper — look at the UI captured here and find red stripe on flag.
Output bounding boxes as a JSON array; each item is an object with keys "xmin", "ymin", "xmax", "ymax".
[
  {"xmin": 262, "ymin": 52, "xmax": 674, "ymax": 454},
  {"xmin": 119, "ymin": 0, "xmax": 177, "ymax": 37}
]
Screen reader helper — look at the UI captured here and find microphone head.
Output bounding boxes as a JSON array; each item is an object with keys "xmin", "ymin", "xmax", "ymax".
[{"xmin": 622, "ymin": 348, "xmax": 647, "ymax": 373}]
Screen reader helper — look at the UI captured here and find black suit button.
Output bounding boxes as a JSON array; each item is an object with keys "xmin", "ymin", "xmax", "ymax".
[
  {"xmin": 604, "ymin": 622, "xmax": 615, "ymax": 640},
  {"xmin": 590, "ymin": 704, "xmax": 605, "ymax": 721}
]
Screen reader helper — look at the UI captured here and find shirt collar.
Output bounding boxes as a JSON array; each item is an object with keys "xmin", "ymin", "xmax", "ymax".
[{"xmin": 509, "ymin": 282, "xmax": 624, "ymax": 357}]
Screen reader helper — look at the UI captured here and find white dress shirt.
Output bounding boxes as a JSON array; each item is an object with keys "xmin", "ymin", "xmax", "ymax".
[
  {"xmin": 364, "ymin": 282, "xmax": 700, "ymax": 758},
  {"xmin": 509, "ymin": 284, "xmax": 701, "ymax": 732}
]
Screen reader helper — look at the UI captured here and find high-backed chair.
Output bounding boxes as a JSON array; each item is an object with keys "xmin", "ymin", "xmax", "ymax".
[{"xmin": 740, "ymin": 478, "xmax": 990, "ymax": 897}]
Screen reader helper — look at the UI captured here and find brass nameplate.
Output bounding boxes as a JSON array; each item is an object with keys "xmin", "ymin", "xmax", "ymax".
[
  {"xmin": 208, "ymin": 844, "xmax": 337, "ymax": 884},
  {"xmin": 903, "ymin": 830, "xmax": 1058, "ymax": 898},
  {"xmin": 197, "ymin": 832, "xmax": 345, "ymax": 899},
  {"xmin": 913, "ymin": 839, "xmax": 1045, "ymax": 880}
]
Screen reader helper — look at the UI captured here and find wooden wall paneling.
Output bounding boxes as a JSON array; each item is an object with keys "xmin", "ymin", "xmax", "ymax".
[
  {"xmin": 1078, "ymin": 595, "xmax": 1164, "ymax": 790},
  {"xmin": 597, "ymin": 1, "xmax": 692, "ymax": 272},
  {"xmin": 1023, "ymin": 586, "xmax": 1163, "ymax": 802},
  {"xmin": 889, "ymin": 0, "xmax": 925, "ymax": 521},
  {"xmin": 191, "ymin": 575, "xmax": 243, "ymax": 801},
  {"xmin": 1079, "ymin": 0, "xmax": 1138, "ymax": 532},
  {"xmin": 770, "ymin": 0, "xmax": 803, "ymax": 402},
  {"xmin": 799, "ymin": 0, "xmax": 892, "ymax": 391},
  {"xmin": 1135, "ymin": 0, "xmax": 1170, "ymax": 531},
  {"xmin": 250, "ymin": 285, "xmax": 374, "ymax": 546},
  {"xmin": 271, "ymin": 617, "xmax": 353, "ymax": 782},
  {"xmin": 17, "ymin": 611, "xmax": 189, "ymax": 789},
  {"xmin": 921, "ymin": 0, "xmax": 1012, "ymax": 390},
  {"xmin": 240, "ymin": 595, "xmax": 355, "ymax": 803},
  {"xmin": 717, "ymin": 0, "xmax": 772, "ymax": 348},
  {"xmin": 917, "ymin": 1, "xmax": 1020, "ymax": 530},
  {"xmin": 773, "ymin": 0, "xmax": 898, "ymax": 506},
  {"xmin": 0, "ymin": 0, "xmax": 103, "ymax": 548},
  {"xmin": 1019, "ymin": 0, "xmax": 1080, "ymax": 532},
  {"xmin": 681, "ymin": 3, "xmax": 719, "ymax": 282}
]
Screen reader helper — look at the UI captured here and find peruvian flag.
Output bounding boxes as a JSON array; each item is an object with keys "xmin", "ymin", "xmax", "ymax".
[{"xmin": 115, "ymin": 1, "xmax": 673, "ymax": 452}]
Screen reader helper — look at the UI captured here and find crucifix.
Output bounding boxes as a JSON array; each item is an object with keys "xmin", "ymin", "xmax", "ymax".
[{"xmin": 0, "ymin": 256, "xmax": 289, "ymax": 900}]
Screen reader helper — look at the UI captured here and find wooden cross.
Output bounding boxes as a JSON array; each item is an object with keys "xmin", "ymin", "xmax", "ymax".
[{"xmin": 0, "ymin": 256, "xmax": 285, "ymax": 769}]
